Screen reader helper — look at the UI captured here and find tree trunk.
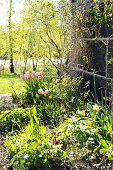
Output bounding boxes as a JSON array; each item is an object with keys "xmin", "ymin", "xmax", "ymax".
[{"xmin": 9, "ymin": 0, "xmax": 14, "ymax": 73}]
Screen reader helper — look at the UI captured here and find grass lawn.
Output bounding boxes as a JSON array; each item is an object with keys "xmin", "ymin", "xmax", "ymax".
[{"xmin": 0, "ymin": 74, "xmax": 25, "ymax": 94}]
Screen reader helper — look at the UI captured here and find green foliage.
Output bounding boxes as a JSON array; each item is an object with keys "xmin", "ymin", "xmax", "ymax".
[
  {"xmin": 0, "ymin": 108, "xmax": 31, "ymax": 131},
  {"xmin": 74, "ymin": 1, "xmax": 113, "ymax": 36},
  {"xmin": 19, "ymin": 71, "xmax": 84, "ymax": 125},
  {"xmin": 86, "ymin": 103, "xmax": 113, "ymax": 161},
  {"xmin": 80, "ymin": 104, "xmax": 113, "ymax": 161},
  {"xmin": 19, "ymin": 71, "xmax": 56, "ymax": 106},
  {"xmin": 0, "ymin": 0, "xmax": 72, "ymax": 75},
  {"xmin": 4, "ymin": 103, "xmax": 113, "ymax": 169},
  {"xmin": 53, "ymin": 75, "xmax": 84, "ymax": 112},
  {"xmin": 5, "ymin": 109, "xmax": 62, "ymax": 170},
  {"xmin": 1, "ymin": 1, "xmax": 113, "ymax": 168},
  {"xmin": 36, "ymin": 102, "xmax": 65, "ymax": 126},
  {"xmin": 54, "ymin": 104, "xmax": 113, "ymax": 166}
]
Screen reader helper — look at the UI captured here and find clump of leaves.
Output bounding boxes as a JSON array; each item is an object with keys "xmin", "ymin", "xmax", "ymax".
[
  {"xmin": 5, "ymin": 107, "xmax": 63, "ymax": 170},
  {"xmin": 4, "ymin": 104, "xmax": 113, "ymax": 169},
  {"xmin": 53, "ymin": 75, "xmax": 85, "ymax": 112},
  {"xmin": 0, "ymin": 108, "xmax": 31, "ymax": 131},
  {"xmin": 19, "ymin": 70, "xmax": 57, "ymax": 107},
  {"xmin": 54, "ymin": 103, "xmax": 113, "ymax": 168}
]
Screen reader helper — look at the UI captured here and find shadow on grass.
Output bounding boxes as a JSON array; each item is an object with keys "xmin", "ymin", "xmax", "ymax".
[{"xmin": 0, "ymin": 74, "xmax": 21, "ymax": 79}]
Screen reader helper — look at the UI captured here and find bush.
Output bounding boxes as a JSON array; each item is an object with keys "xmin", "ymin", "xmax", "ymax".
[
  {"xmin": 5, "ymin": 108, "xmax": 63, "ymax": 170},
  {"xmin": 4, "ymin": 104, "xmax": 113, "ymax": 169},
  {"xmin": 19, "ymin": 71, "xmax": 85, "ymax": 125},
  {"xmin": 52, "ymin": 75, "xmax": 85, "ymax": 112},
  {"xmin": 20, "ymin": 71, "xmax": 84, "ymax": 110},
  {"xmin": 55, "ymin": 103, "xmax": 113, "ymax": 167},
  {"xmin": 19, "ymin": 71, "xmax": 56, "ymax": 107},
  {"xmin": 0, "ymin": 108, "xmax": 31, "ymax": 131}
]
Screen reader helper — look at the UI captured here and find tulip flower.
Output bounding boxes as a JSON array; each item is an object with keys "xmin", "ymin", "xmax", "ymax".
[
  {"xmin": 45, "ymin": 90, "xmax": 48, "ymax": 94},
  {"xmin": 38, "ymin": 76, "xmax": 42, "ymax": 80},
  {"xmin": 20, "ymin": 75, "xmax": 24, "ymax": 79},
  {"xmin": 38, "ymin": 89, "xmax": 43, "ymax": 94},
  {"xmin": 32, "ymin": 71, "xmax": 35, "ymax": 75}
]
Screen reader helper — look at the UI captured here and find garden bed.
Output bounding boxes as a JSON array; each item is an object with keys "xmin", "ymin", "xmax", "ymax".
[
  {"xmin": 0, "ymin": 132, "xmax": 9, "ymax": 170},
  {"xmin": 0, "ymin": 95, "xmax": 113, "ymax": 170},
  {"xmin": 0, "ymin": 71, "xmax": 113, "ymax": 170},
  {"xmin": 0, "ymin": 95, "xmax": 21, "ymax": 113},
  {"xmin": 0, "ymin": 95, "xmax": 21, "ymax": 170}
]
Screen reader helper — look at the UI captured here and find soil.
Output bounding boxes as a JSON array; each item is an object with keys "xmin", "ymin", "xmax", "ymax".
[
  {"xmin": 0, "ymin": 132, "xmax": 9, "ymax": 170},
  {"xmin": 0, "ymin": 95, "xmax": 21, "ymax": 170}
]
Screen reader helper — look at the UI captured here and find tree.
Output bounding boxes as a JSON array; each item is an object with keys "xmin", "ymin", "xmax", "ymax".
[
  {"xmin": 22, "ymin": 0, "xmax": 72, "ymax": 77},
  {"xmin": 9, "ymin": 0, "xmax": 14, "ymax": 73}
]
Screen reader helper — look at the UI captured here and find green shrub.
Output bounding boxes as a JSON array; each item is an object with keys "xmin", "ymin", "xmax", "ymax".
[
  {"xmin": 19, "ymin": 71, "xmax": 57, "ymax": 107},
  {"xmin": 5, "ymin": 104, "xmax": 113, "ymax": 169},
  {"xmin": 36, "ymin": 101, "xmax": 66, "ymax": 126},
  {"xmin": 19, "ymin": 71, "xmax": 85, "ymax": 125},
  {"xmin": 5, "ymin": 108, "xmax": 63, "ymax": 170},
  {"xmin": 56, "ymin": 114, "xmax": 99, "ymax": 164},
  {"xmin": 0, "ymin": 103, "xmax": 65, "ymax": 132},
  {"xmin": 20, "ymin": 71, "xmax": 84, "ymax": 110},
  {"xmin": 55, "ymin": 103, "xmax": 113, "ymax": 166},
  {"xmin": 53, "ymin": 75, "xmax": 85, "ymax": 112},
  {"xmin": 0, "ymin": 108, "xmax": 31, "ymax": 131},
  {"xmin": 86, "ymin": 103, "xmax": 113, "ymax": 161}
]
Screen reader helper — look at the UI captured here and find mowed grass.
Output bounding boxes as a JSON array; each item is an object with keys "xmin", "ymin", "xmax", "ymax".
[
  {"xmin": 0, "ymin": 74, "xmax": 25, "ymax": 94},
  {"xmin": 0, "ymin": 69, "xmax": 58, "ymax": 94}
]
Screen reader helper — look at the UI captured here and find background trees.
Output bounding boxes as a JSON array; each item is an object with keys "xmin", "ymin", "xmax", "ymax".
[{"xmin": 0, "ymin": 0, "xmax": 72, "ymax": 75}]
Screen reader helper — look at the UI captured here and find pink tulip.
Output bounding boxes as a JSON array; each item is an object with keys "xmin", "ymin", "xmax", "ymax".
[
  {"xmin": 26, "ymin": 74, "xmax": 30, "ymax": 79},
  {"xmin": 38, "ymin": 89, "xmax": 43, "ymax": 94},
  {"xmin": 31, "ymin": 74, "xmax": 34, "ymax": 78},
  {"xmin": 35, "ymin": 72, "xmax": 40, "ymax": 76},
  {"xmin": 24, "ymin": 74, "xmax": 27, "ymax": 79},
  {"xmin": 26, "ymin": 71, "xmax": 30, "ymax": 74},
  {"xmin": 38, "ymin": 76, "xmax": 42, "ymax": 80},
  {"xmin": 20, "ymin": 75, "xmax": 24, "ymax": 79},
  {"xmin": 41, "ymin": 70, "xmax": 44, "ymax": 75},
  {"xmin": 53, "ymin": 90, "xmax": 55, "ymax": 93},
  {"xmin": 32, "ymin": 71, "xmax": 35, "ymax": 75},
  {"xmin": 38, "ymin": 72, "xmax": 42, "ymax": 76},
  {"xmin": 45, "ymin": 90, "xmax": 48, "ymax": 94}
]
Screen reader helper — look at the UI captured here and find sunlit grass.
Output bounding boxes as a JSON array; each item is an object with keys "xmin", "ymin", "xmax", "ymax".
[
  {"xmin": 0, "ymin": 65, "xmax": 58, "ymax": 95},
  {"xmin": 0, "ymin": 74, "xmax": 25, "ymax": 94}
]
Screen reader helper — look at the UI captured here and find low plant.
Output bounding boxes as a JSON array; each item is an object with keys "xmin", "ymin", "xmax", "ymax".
[
  {"xmin": 35, "ymin": 101, "xmax": 66, "ymax": 126},
  {"xmin": 19, "ymin": 71, "xmax": 56, "ymax": 106},
  {"xmin": 4, "ymin": 104, "xmax": 113, "ymax": 169},
  {"xmin": 19, "ymin": 71, "xmax": 85, "ymax": 125},
  {"xmin": 55, "ymin": 115, "xmax": 98, "ymax": 165},
  {"xmin": 53, "ymin": 104, "xmax": 113, "ymax": 168},
  {"xmin": 5, "ymin": 107, "xmax": 63, "ymax": 170},
  {"xmin": 86, "ymin": 103, "xmax": 113, "ymax": 161},
  {"xmin": 0, "ymin": 101, "xmax": 65, "ymax": 132},
  {"xmin": 52, "ymin": 75, "xmax": 85, "ymax": 112},
  {"xmin": 0, "ymin": 108, "xmax": 31, "ymax": 131},
  {"xmin": 20, "ymin": 71, "xmax": 84, "ymax": 110}
]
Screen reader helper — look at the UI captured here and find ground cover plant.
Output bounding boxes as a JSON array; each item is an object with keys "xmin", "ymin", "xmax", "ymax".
[
  {"xmin": 4, "ymin": 108, "xmax": 63, "ymax": 170},
  {"xmin": 4, "ymin": 104, "xmax": 113, "ymax": 169},
  {"xmin": 56, "ymin": 104, "xmax": 113, "ymax": 166},
  {"xmin": 0, "ymin": 108, "xmax": 31, "ymax": 131}
]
